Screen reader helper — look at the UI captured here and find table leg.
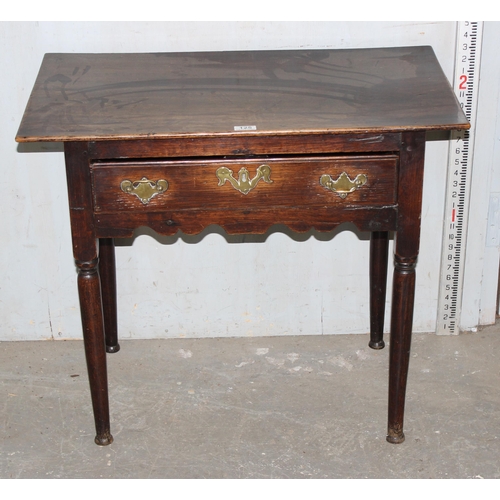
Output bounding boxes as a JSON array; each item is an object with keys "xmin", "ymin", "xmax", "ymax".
[
  {"xmin": 386, "ymin": 132, "xmax": 425, "ymax": 444},
  {"xmin": 99, "ymin": 238, "xmax": 120, "ymax": 353},
  {"xmin": 65, "ymin": 142, "xmax": 113, "ymax": 446},
  {"xmin": 77, "ymin": 258, "xmax": 114, "ymax": 446},
  {"xmin": 369, "ymin": 231, "xmax": 389, "ymax": 349}
]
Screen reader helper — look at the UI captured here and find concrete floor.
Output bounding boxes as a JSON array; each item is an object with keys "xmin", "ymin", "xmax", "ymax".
[{"xmin": 1, "ymin": 323, "xmax": 500, "ymax": 479}]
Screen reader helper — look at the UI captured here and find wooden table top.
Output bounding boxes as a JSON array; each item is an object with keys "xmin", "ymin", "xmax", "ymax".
[{"xmin": 16, "ymin": 46, "xmax": 469, "ymax": 143}]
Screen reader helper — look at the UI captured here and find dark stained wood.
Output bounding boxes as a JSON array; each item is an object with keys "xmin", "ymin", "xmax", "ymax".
[
  {"xmin": 387, "ymin": 131, "xmax": 426, "ymax": 444},
  {"xmin": 17, "ymin": 48, "xmax": 470, "ymax": 446},
  {"xmin": 88, "ymin": 133, "xmax": 403, "ymax": 159},
  {"xmin": 77, "ymin": 261, "xmax": 113, "ymax": 446},
  {"xmin": 91, "ymin": 156, "xmax": 398, "ymax": 213},
  {"xmin": 99, "ymin": 238, "xmax": 120, "ymax": 353},
  {"xmin": 94, "ymin": 206, "xmax": 398, "ymax": 239},
  {"xmin": 64, "ymin": 142, "xmax": 112, "ymax": 446},
  {"xmin": 369, "ymin": 231, "xmax": 389, "ymax": 349},
  {"xmin": 64, "ymin": 142, "xmax": 96, "ymax": 262},
  {"xmin": 16, "ymin": 47, "xmax": 469, "ymax": 143}
]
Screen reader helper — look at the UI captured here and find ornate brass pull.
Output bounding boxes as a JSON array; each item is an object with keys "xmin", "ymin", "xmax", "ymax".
[
  {"xmin": 319, "ymin": 172, "xmax": 367, "ymax": 199},
  {"xmin": 216, "ymin": 164, "xmax": 273, "ymax": 195},
  {"xmin": 120, "ymin": 177, "xmax": 169, "ymax": 205}
]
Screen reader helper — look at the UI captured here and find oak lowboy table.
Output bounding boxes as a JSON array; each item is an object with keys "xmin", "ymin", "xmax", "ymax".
[{"xmin": 17, "ymin": 47, "xmax": 469, "ymax": 445}]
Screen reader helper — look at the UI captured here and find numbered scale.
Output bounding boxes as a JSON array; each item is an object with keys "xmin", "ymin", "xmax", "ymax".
[{"xmin": 436, "ymin": 21, "xmax": 483, "ymax": 334}]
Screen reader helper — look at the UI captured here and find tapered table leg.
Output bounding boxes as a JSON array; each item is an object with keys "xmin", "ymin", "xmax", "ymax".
[
  {"xmin": 386, "ymin": 132, "xmax": 426, "ymax": 444},
  {"xmin": 369, "ymin": 231, "xmax": 389, "ymax": 350},
  {"xmin": 77, "ymin": 258, "xmax": 113, "ymax": 446},
  {"xmin": 99, "ymin": 238, "xmax": 120, "ymax": 353},
  {"xmin": 386, "ymin": 255, "xmax": 416, "ymax": 444},
  {"xmin": 65, "ymin": 142, "xmax": 113, "ymax": 446}
]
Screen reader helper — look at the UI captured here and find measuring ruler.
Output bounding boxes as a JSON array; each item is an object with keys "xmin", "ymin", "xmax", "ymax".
[{"xmin": 436, "ymin": 21, "xmax": 483, "ymax": 335}]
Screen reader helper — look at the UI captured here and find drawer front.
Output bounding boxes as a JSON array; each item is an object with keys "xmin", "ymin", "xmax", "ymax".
[{"xmin": 91, "ymin": 156, "xmax": 398, "ymax": 213}]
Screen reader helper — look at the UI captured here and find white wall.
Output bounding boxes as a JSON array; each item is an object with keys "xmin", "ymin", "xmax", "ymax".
[
  {"xmin": 460, "ymin": 22, "xmax": 500, "ymax": 330},
  {"xmin": 1, "ymin": 21, "xmax": 498, "ymax": 341}
]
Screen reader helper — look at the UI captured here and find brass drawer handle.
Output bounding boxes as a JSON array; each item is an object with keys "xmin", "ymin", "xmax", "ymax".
[
  {"xmin": 320, "ymin": 172, "xmax": 367, "ymax": 199},
  {"xmin": 216, "ymin": 164, "xmax": 273, "ymax": 195},
  {"xmin": 120, "ymin": 177, "xmax": 169, "ymax": 205}
]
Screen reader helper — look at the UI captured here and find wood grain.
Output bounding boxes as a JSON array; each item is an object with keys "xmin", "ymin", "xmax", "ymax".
[
  {"xmin": 16, "ymin": 47, "xmax": 470, "ymax": 446},
  {"xmin": 16, "ymin": 47, "xmax": 469, "ymax": 143},
  {"xmin": 91, "ymin": 155, "xmax": 398, "ymax": 213}
]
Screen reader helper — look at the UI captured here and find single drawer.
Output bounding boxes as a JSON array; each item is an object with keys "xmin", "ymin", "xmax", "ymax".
[{"xmin": 91, "ymin": 155, "xmax": 398, "ymax": 213}]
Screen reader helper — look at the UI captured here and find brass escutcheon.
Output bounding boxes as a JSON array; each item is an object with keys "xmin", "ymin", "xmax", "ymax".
[
  {"xmin": 120, "ymin": 177, "xmax": 169, "ymax": 205},
  {"xmin": 319, "ymin": 171, "xmax": 368, "ymax": 199},
  {"xmin": 216, "ymin": 164, "xmax": 273, "ymax": 195}
]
